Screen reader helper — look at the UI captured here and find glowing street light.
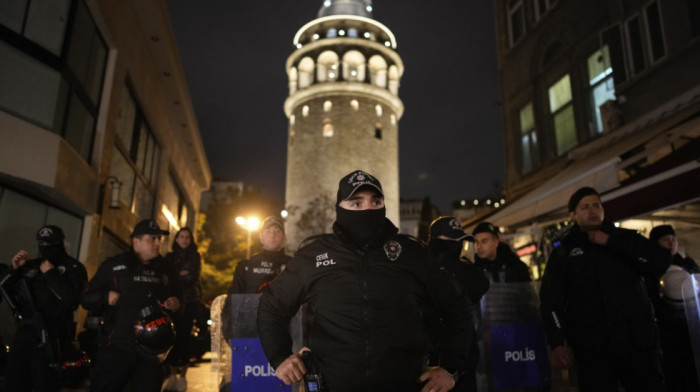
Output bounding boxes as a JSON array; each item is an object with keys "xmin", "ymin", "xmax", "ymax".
[{"xmin": 236, "ymin": 216, "xmax": 260, "ymax": 259}]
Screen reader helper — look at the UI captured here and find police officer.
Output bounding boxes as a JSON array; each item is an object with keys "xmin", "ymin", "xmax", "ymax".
[
  {"xmin": 257, "ymin": 170, "xmax": 471, "ymax": 392},
  {"xmin": 230, "ymin": 216, "xmax": 291, "ymax": 294},
  {"xmin": 82, "ymin": 219, "xmax": 181, "ymax": 392},
  {"xmin": 648, "ymin": 224, "xmax": 699, "ymax": 392},
  {"xmin": 0, "ymin": 225, "xmax": 87, "ymax": 391},
  {"xmin": 472, "ymin": 221, "xmax": 530, "ymax": 282},
  {"xmin": 540, "ymin": 187, "xmax": 671, "ymax": 392},
  {"xmin": 426, "ymin": 216, "xmax": 488, "ymax": 392}
]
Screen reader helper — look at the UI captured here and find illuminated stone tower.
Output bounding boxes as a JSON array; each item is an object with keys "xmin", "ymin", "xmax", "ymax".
[{"xmin": 284, "ymin": 0, "xmax": 404, "ymax": 247}]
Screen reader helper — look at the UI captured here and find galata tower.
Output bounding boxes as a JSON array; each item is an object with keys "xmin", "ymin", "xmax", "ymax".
[{"xmin": 284, "ymin": 0, "xmax": 404, "ymax": 247}]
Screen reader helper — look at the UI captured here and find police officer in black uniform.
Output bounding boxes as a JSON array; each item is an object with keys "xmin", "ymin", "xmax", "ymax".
[
  {"xmin": 472, "ymin": 221, "xmax": 531, "ymax": 283},
  {"xmin": 0, "ymin": 225, "xmax": 87, "ymax": 391},
  {"xmin": 540, "ymin": 187, "xmax": 671, "ymax": 392},
  {"xmin": 229, "ymin": 216, "xmax": 291, "ymax": 294},
  {"xmin": 257, "ymin": 170, "xmax": 471, "ymax": 392},
  {"xmin": 426, "ymin": 216, "xmax": 488, "ymax": 392},
  {"xmin": 82, "ymin": 219, "xmax": 181, "ymax": 392}
]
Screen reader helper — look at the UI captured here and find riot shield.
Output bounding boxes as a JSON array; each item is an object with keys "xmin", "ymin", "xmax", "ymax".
[
  {"xmin": 477, "ymin": 282, "xmax": 551, "ymax": 391},
  {"xmin": 682, "ymin": 273, "xmax": 700, "ymax": 384},
  {"xmin": 212, "ymin": 293, "xmax": 303, "ymax": 392}
]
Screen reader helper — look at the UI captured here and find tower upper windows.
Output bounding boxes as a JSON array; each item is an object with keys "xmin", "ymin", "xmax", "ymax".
[{"xmin": 317, "ymin": 51, "xmax": 340, "ymax": 82}]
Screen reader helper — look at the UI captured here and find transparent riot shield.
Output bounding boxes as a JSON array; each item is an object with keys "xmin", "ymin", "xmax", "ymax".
[
  {"xmin": 476, "ymin": 282, "xmax": 551, "ymax": 391},
  {"xmin": 682, "ymin": 273, "xmax": 700, "ymax": 384},
  {"xmin": 212, "ymin": 293, "xmax": 303, "ymax": 392}
]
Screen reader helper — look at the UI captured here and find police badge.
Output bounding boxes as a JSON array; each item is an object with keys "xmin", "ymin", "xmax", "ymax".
[{"xmin": 383, "ymin": 240, "xmax": 402, "ymax": 261}]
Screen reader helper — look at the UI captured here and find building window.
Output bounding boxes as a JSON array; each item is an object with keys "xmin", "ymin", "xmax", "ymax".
[
  {"xmin": 508, "ymin": 0, "xmax": 526, "ymax": 46},
  {"xmin": 587, "ymin": 46, "xmax": 616, "ymax": 134},
  {"xmin": 548, "ymin": 74, "xmax": 577, "ymax": 155},
  {"xmin": 0, "ymin": 186, "xmax": 83, "ymax": 261},
  {"xmin": 162, "ymin": 174, "xmax": 190, "ymax": 233},
  {"xmin": 375, "ymin": 124, "xmax": 383, "ymax": 139},
  {"xmin": 600, "ymin": 24, "xmax": 628, "ymax": 84},
  {"xmin": 625, "ymin": 1, "xmax": 666, "ymax": 76},
  {"xmin": 112, "ymin": 87, "xmax": 160, "ymax": 219},
  {"xmin": 323, "ymin": 100, "xmax": 332, "ymax": 112},
  {"xmin": 534, "ymin": 0, "xmax": 557, "ymax": 22},
  {"xmin": 317, "ymin": 51, "xmax": 339, "ymax": 82},
  {"xmin": 519, "ymin": 102, "xmax": 538, "ymax": 174},
  {"xmin": 0, "ymin": 0, "xmax": 107, "ymax": 162}
]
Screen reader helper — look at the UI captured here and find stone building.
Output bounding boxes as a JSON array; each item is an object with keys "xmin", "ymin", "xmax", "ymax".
[
  {"xmin": 0, "ymin": 0, "xmax": 211, "ymax": 336},
  {"xmin": 476, "ymin": 0, "xmax": 700, "ymax": 274},
  {"xmin": 283, "ymin": 0, "xmax": 404, "ymax": 246}
]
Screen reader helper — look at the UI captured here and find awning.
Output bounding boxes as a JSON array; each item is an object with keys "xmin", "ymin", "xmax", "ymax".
[{"xmin": 485, "ymin": 98, "xmax": 700, "ymax": 230}]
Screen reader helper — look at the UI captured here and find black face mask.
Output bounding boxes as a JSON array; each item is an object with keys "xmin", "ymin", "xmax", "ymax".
[
  {"xmin": 335, "ymin": 207, "xmax": 386, "ymax": 245},
  {"xmin": 39, "ymin": 243, "xmax": 65, "ymax": 263},
  {"xmin": 430, "ymin": 239, "xmax": 464, "ymax": 257}
]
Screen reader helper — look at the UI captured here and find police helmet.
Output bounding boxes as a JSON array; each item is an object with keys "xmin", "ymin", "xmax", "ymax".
[
  {"xmin": 59, "ymin": 345, "xmax": 91, "ymax": 387},
  {"xmin": 660, "ymin": 265, "xmax": 690, "ymax": 302},
  {"xmin": 133, "ymin": 304, "xmax": 176, "ymax": 355}
]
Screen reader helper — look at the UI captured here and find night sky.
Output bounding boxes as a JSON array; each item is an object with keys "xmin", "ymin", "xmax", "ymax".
[{"xmin": 167, "ymin": 1, "xmax": 504, "ymax": 213}]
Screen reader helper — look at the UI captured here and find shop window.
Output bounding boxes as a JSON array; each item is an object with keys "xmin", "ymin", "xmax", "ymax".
[
  {"xmin": 548, "ymin": 74, "xmax": 577, "ymax": 155},
  {"xmin": 0, "ymin": 186, "xmax": 83, "ymax": 261}
]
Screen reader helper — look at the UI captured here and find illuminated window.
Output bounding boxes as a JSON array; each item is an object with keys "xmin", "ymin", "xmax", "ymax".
[
  {"xmin": 323, "ymin": 100, "xmax": 332, "ymax": 112},
  {"xmin": 350, "ymin": 100, "xmax": 359, "ymax": 110},
  {"xmin": 548, "ymin": 74, "xmax": 577, "ymax": 155},
  {"xmin": 375, "ymin": 104, "xmax": 383, "ymax": 117},
  {"xmin": 323, "ymin": 118, "xmax": 334, "ymax": 137},
  {"xmin": 302, "ymin": 105, "xmax": 309, "ymax": 117},
  {"xmin": 519, "ymin": 102, "xmax": 538, "ymax": 173},
  {"xmin": 317, "ymin": 51, "xmax": 339, "ymax": 82},
  {"xmin": 507, "ymin": 0, "xmax": 526, "ymax": 46},
  {"xmin": 587, "ymin": 46, "xmax": 616, "ymax": 134}
]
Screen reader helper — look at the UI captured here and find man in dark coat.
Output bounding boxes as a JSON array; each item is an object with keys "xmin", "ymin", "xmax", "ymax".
[
  {"xmin": 472, "ymin": 221, "xmax": 531, "ymax": 282},
  {"xmin": 257, "ymin": 170, "xmax": 471, "ymax": 392},
  {"xmin": 1, "ymin": 225, "xmax": 87, "ymax": 391},
  {"xmin": 540, "ymin": 187, "xmax": 671, "ymax": 392},
  {"xmin": 426, "ymin": 216, "xmax": 489, "ymax": 392}
]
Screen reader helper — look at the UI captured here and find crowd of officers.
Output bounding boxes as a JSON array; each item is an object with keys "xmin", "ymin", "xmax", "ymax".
[{"xmin": 0, "ymin": 169, "xmax": 698, "ymax": 392}]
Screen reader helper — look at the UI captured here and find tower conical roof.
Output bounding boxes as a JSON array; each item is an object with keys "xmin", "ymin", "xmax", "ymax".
[{"xmin": 317, "ymin": 0, "xmax": 373, "ymax": 18}]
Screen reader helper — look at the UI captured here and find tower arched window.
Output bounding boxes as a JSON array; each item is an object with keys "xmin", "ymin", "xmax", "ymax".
[
  {"xmin": 388, "ymin": 65, "xmax": 400, "ymax": 94},
  {"xmin": 298, "ymin": 57, "xmax": 315, "ymax": 88},
  {"xmin": 343, "ymin": 50, "xmax": 366, "ymax": 82},
  {"xmin": 288, "ymin": 67, "xmax": 298, "ymax": 94},
  {"xmin": 317, "ymin": 51, "xmax": 339, "ymax": 82},
  {"xmin": 368, "ymin": 55, "xmax": 388, "ymax": 88},
  {"xmin": 323, "ymin": 118, "xmax": 334, "ymax": 137}
]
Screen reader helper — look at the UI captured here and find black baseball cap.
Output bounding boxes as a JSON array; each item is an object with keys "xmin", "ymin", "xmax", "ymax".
[
  {"xmin": 131, "ymin": 219, "xmax": 169, "ymax": 238},
  {"xmin": 36, "ymin": 225, "xmax": 65, "ymax": 244},
  {"xmin": 649, "ymin": 225, "xmax": 675, "ymax": 243},
  {"xmin": 568, "ymin": 187, "xmax": 601, "ymax": 212},
  {"xmin": 472, "ymin": 221, "xmax": 500, "ymax": 236},
  {"xmin": 261, "ymin": 216, "xmax": 285, "ymax": 233},
  {"xmin": 337, "ymin": 170, "xmax": 384, "ymax": 204},
  {"xmin": 429, "ymin": 216, "xmax": 474, "ymax": 242}
]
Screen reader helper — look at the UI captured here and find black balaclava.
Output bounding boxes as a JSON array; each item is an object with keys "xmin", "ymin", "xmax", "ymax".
[
  {"xmin": 429, "ymin": 239, "xmax": 463, "ymax": 257},
  {"xmin": 39, "ymin": 242, "xmax": 67, "ymax": 264},
  {"xmin": 335, "ymin": 206, "xmax": 386, "ymax": 246}
]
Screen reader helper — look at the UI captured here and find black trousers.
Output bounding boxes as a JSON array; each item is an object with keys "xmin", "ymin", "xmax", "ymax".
[
  {"xmin": 89, "ymin": 347, "xmax": 163, "ymax": 392},
  {"xmin": 6, "ymin": 328, "xmax": 61, "ymax": 392},
  {"xmin": 577, "ymin": 353, "xmax": 666, "ymax": 392}
]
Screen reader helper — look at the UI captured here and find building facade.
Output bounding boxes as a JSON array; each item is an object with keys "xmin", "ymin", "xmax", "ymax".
[
  {"xmin": 484, "ymin": 0, "xmax": 700, "ymax": 272},
  {"xmin": 0, "ymin": 0, "xmax": 211, "ymax": 336},
  {"xmin": 283, "ymin": 0, "xmax": 404, "ymax": 247}
]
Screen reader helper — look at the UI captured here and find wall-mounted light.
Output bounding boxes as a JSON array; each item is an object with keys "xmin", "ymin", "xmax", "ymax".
[{"xmin": 98, "ymin": 175, "xmax": 122, "ymax": 214}]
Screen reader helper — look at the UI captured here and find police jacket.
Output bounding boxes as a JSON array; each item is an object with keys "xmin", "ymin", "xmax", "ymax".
[
  {"xmin": 1, "ymin": 253, "xmax": 86, "ymax": 341},
  {"xmin": 257, "ymin": 219, "xmax": 471, "ymax": 392},
  {"xmin": 539, "ymin": 221, "xmax": 671, "ymax": 358},
  {"xmin": 81, "ymin": 250, "xmax": 179, "ymax": 352},
  {"xmin": 229, "ymin": 249, "xmax": 291, "ymax": 294},
  {"xmin": 474, "ymin": 243, "xmax": 531, "ymax": 282}
]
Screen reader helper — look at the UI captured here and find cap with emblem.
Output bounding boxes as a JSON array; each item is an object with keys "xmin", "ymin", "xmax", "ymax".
[
  {"xmin": 36, "ymin": 225, "xmax": 65, "ymax": 244},
  {"xmin": 261, "ymin": 216, "xmax": 285, "ymax": 233},
  {"xmin": 472, "ymin": 222, "xmax": 500, "ymax": 236},
  {"xmin": 429, "ymin": 216, "xmax": 474, "ymax": 242},
  {"xmin": 336, "ymin": 170, "xmax": 384, "ymax": 205},
  {"xmin": 131, "ymin": 219, "xmax": 169, "ymax": 238}
]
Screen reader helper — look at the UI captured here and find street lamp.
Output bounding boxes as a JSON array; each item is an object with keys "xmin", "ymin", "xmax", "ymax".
[{"xmin": 236, "ymin": 216, "xmax": 260, "ymax": 259}]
